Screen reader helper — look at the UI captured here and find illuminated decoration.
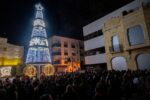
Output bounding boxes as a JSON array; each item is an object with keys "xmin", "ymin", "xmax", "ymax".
[
  {"xmin": 29, "ymin": 37, "xmax": 48, "ymax": 46},
  {"xmin": 26, "ymin": 3, "xmax": 51, "ymax": 64},
  {"xmin": 41, "ymin": 64, "xmax": 55, "ymax": 76},
  {"xmin": 34, "ymin": 19, "xmax": 45, "ymax": 27},
  {"xmin": 23, "ymin": 65, "xmax": 36, "ymax": 77},
  {"xmin": 31, "ymin": 27, "xmax": 47, "ymax": 37},
  {"xmin": 0, "ymin": 67, "xmax": 12, "ymax": 77}
]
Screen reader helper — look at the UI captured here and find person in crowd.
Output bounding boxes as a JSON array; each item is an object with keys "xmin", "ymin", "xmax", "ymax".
[
  {"xmin": 39, "ymin": 94, "xmax": 53, "ymax": 100},
  {"xmin": 0, "ymin": 70, "xmax": 150, "ymax": 100}
]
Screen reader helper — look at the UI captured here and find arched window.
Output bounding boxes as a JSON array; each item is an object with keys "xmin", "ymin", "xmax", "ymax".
[
  {"xmin": 136, "ymin": 54, "xmax": 150, "ymax": 70},
  {"xmin": 127, "ymin": 25, "xmax": 144, "ymax": 46},
  {"xmin": 112, "ymin": 35, "xmax": 120, "ymax": 52},
  {"xmin": 111, "ymin": 57, "xmax": 127, "ymax": 71}
]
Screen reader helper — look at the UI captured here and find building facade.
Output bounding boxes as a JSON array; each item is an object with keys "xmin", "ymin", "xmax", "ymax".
[
  {"xmin": 103, "ymin": 2, "xmax": 150, "ymax": 71},
  {"xmin": 49, "ymin": 35, "xmax": 84, "ymax": 72},
  {"xmin": 83, "ymin": 0, "xmax": 150, "ymax": 71},
  {"xmin": 0, "ymin": 37, "xmax": 24, "ymax": 77}
]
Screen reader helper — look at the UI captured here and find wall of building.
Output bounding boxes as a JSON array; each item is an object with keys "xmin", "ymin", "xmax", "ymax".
[
  {"xmin": 0, "ymin": 37, "xmax": 24, "ymax": 77},
  {"xmin": 83, "ymin": 0, "xmax": 150, "ymax": 36},
  {"xmin": 49, "ymin": 35, "xmax": 84, "ymax": 72},
  {"xmin": 0, "ymin": 37, "xmax": 24, "ymax": 66},
  {"xmin": 102, "ymin": 5, "xmax": 150, "ymax": 71},
  {"xmin": 83, "ymin": 0, "xmax": 150, "ymax": 71}
]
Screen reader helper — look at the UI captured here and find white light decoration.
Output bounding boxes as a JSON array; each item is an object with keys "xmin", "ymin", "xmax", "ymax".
[
  {"xmin": 26, "ymin": 3, "xmax": 51, "ymax": 64},
  {"xmin": 34, "ymin": 19, "xmax": 45, "ymax": 27},
  {"xmin": 35, "ymin": 3, "xmax": 43, "ymax": 11},
  {"xmin": 36, "ymin": 10, "xmax": 43, "ymax": 19},
  {"xmin": 0, "ymin": 67, "xmax": 12, "ymax": 77},
  {"xmin": 32, "ymin": 27, "xmax": 47, "ymax": 37},
  {"xmin": 29, "ymin": 37, "xmax": 48, "ymax": 46}
]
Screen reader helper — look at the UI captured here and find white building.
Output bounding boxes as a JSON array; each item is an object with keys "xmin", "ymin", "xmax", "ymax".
[{"xmin": 49, "ymin": 35, "xmax": 84, "ymax": 72}]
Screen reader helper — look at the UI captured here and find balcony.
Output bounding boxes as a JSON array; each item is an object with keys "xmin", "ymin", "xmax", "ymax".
[
  {"xmin": 52, "ymin": 52, "xmax": 61, "ymax": 56},
  {"xmin": 64, "ymin": 44, "xmax": 68, "ymax": 48},
  {"xmin": 64, "ymin": 52, "xmax": 68, "ymax": 55},
  {"xmin": 52, "ymin": 43, "xmax": 61, "ymax": 47},
  {"xmin": 52, "ymin": 60, "xmax": 61, "ymax": 64}
]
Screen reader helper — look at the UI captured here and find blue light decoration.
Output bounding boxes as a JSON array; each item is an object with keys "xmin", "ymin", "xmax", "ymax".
[{"xmin": 26, "ymin": 3, "xmax": 51, "ymax": 64}]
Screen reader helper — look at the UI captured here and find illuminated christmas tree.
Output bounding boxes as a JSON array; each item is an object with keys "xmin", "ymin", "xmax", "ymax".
[{"xmin": 26, "ymin": 3, "xmax": 51, "ymax": 64}]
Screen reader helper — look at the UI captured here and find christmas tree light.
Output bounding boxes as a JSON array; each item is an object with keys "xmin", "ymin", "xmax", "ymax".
[{"xmin": 26, "ymin": 3, "xmax": 51, "ymax": 64}]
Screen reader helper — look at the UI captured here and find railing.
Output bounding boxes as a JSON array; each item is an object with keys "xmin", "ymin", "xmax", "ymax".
[
  {"xmin": 64, "ymin": 52, "xmax": 68, "ymax": 55},
  {"xmin": 52, "ymin": 61, "xmax": 61, "ymax": 64},
  {"xmin": 52, "ymin": 43, "xmax": 61, "ymax": 47},
  {"xmin": 52, "ymin": 52, "xmax": 61, "ymax": 56}
]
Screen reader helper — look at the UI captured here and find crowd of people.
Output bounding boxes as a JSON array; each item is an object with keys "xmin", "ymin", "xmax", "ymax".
[{"xmin": 0, "ymin": 70, "xmax": 150, "ymax": 100}]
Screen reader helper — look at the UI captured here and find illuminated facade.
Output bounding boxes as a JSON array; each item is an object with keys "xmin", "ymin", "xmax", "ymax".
[
  {"xmin": 83, "ymin": 0, "xmax": 150, "ymax": 71},
  {"xmin": 49, "ymin": 35, "xmax": 84, "ymax": 72},
  {"xmin": 26, "ymin": 3, "xmax": 51, "ymax": 64},
  {"xmin": 0, "ymin": 37, "xmax": 24, "ymax": 77}
]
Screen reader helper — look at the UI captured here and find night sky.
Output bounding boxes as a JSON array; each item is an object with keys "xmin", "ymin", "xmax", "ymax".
[{"xmin": 0, "ymin": 0, "xmax": 133, "ymax": 47}]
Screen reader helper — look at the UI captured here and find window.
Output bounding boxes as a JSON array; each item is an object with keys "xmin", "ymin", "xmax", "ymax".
[
  {"xmin": 111, "ymin": 35, "xmax": 120, "ymax": 52},
  {"xmin": 71, "ymin": 43, "xmax": 75, "ymax": 48},
  {"xmin": 111, "ymin": 57, "xmax": 127, "ymax": 71},
  {"xmin": 64, "ymin": 42, "xmax": 68, "ymax": 47},
  {"xmin": 72, "ymin": 50, "xmax": 76, "ymax": 56},
  {"xmin": 127, "ymin": 25, "xmax": 144, "ymax": 46},
  {"xmin": 53, "ymin": 59, "xmax": 61, "ymax": 64},
  {"xmin": 84, "ymin": 30, "xmax": 103, "ymax": 41},
  {"xmin": 85, "ymin": 47, "xmax": 105, "ymax": 56},
  {"xmin": 52, "ymin": 48, "xmax": 61, "ymax": 56},
  {"xmin": 52, "ymin": 39, "xmax": 61, "ymax": 47},
  {"xmin": 136, "ymin": 54, "xmax": 150, "ymax": 70},
  {"xmin": 64, "ymin": 49, "xmax": 68, "ymax": 55}
]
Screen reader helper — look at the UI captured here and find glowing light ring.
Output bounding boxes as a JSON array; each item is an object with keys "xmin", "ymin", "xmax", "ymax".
[
  {"xmin": 41, "ymin": 64, "xmax": 55, "ymax": 76},
  {"xmin": 0, "ymin": 67, "xmax": 12, "ymax": 77},
  {"xmin": 23, "ymin": 65, "xmax": 37, "ymax": 77}
]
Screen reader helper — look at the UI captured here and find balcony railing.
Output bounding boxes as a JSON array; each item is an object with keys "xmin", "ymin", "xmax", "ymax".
[
  {"xmin": 52, "ymin": 52, "xmax": 61, "ymax": 56},
  {"xmin": 52, "ymin": 61, "xmax": 61, "ymax": 64},
  {"xmin": 64, "ymin": 52, "xmax": 68, "ymax": 55},
  {"xmin": 52, "ymin": 43, "xmax": 61, "ymax": 47}
]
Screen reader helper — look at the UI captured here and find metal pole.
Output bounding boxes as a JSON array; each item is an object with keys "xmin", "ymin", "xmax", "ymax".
[{"xmin": 37, "ymin": 64, "xmax": 41, "ymax": 78}]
